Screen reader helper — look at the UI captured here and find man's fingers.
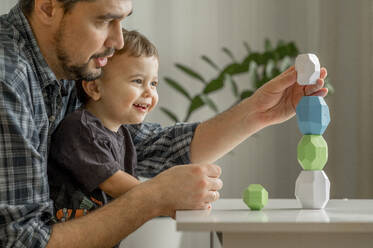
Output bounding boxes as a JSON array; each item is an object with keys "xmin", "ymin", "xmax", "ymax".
[
  {"xmin": 310, "ymin": 88, "xmax": 328, "ymax": 97},
  {"xmin": 320, "ymin": 67, "xmax": 327, "ymax": 79},
  {"xmin": 267, "ymin": 66, "xmax": 297, "ymax": 93},
  {"xmin": 283, "ymin": 65, "xmax": 296, "ymax": 74},
  {"xmin": 304, "ymin": 78, "xmax": 324, "ymax": 96},
  {"xmin": 201, "ymin": 164, "xmax": 221, "ymax": 178},
  {"xmin": 206, "ymin": 191, "xmax": 220, "ymax": 203},
  {"xmin": 272, "ymin": 66, "xmax": 326, "ymax": 94},
  {"xmin": 206, "ymin": 177, "xmax": 223, "ymax": 191}
]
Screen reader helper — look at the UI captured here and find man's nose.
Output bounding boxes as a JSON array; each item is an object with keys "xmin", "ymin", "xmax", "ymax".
[{"xmin": 105, "ymin": 22, "xmax": 124, "ymax": 50}]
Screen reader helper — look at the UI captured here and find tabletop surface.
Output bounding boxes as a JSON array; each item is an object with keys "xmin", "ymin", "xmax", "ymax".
[{"xmin": 176, "ymin": 199, "xmax": 373, "ymax": 233}]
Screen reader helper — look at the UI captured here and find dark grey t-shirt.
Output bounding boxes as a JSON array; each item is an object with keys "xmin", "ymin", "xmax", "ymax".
[{"xmin": 48, "ymin": 108, "xmax": 137, "ymax": 210}]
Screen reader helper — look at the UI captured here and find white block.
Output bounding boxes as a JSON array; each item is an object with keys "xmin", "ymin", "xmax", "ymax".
[
  {"xmin": 295, "ymin": 170, "xmax": 330, "ymax": 209},
  {"xmin": 295, "ymin": 53, "xmax": 321, "ymax": 85}
]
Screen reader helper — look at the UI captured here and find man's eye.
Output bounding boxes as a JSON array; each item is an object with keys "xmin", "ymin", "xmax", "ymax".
[
  {"xmin": 96, "ymin": 21, "xmax": 109, "ymax": 27},
  {"xmin": 151, "ymin": 81, "xmax": 158, "ymax": 87},
  {"xmin": 97, "ymin": 19, "xmax": 112, "ymax": 26}
]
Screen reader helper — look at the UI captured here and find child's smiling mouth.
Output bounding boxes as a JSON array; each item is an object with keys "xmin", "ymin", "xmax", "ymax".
[{"xmin": 133, "ymin": 103, "xmax": 150, "ymax": 112}]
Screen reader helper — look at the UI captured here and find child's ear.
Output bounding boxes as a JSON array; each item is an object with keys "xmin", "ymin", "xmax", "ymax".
[{"xmin": 82, "ymin": 80, "xmax": 101, "ymax": 101}]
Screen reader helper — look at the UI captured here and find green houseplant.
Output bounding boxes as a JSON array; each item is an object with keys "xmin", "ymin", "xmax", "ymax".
[{"xmin": 161, "ymin": 40, "xmax": 334, "ymax": 123}]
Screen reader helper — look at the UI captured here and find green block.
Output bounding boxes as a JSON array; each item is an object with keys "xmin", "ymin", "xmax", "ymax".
[
  {"xmin": 242, "ymin": 184, "xmax": 268, "ymax": 210},
  {"xmin": 297, "ymin": 135, "xmax": 328, "ymax": 170}
]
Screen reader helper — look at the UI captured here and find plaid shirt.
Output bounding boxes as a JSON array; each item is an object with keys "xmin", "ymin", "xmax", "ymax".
[{"xmin": 0, "ymin": 4, "xmax": 198, "ymax": 248}]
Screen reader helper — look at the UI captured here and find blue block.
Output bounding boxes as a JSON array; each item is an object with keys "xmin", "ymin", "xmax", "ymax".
[{"xmin": 296, "ymin": 96, "xmax": 330, "ymax": 135}]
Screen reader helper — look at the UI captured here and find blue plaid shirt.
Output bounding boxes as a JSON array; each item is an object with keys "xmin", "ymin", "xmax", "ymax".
[{"xmin": 0, "ymin": 4, "xmax": 198, "ymax": 247}]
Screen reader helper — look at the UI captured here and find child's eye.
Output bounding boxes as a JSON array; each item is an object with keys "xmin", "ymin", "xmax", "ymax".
[
  {"xmin": 132, "ymin": 79, "xmax": 142, "ymax": 84},
  {"xmin": 151, "ymin": 81, "xmax": 158, "ymax": 87}
]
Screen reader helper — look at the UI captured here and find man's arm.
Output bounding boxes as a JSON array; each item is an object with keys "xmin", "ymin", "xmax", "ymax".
[
  {"xmin": 47, "ymin": 163, "xmax": 222, "ymax": 248},
  {"xmin": 48, "ymin": 179, "xmax": 157, "ymax": 248},
  {"xmin": 190, "ymin": 66, "xmax": 328, "ymax": 164},
  {"xmin": 127, "ymin": 122, "xmax": 199, "ymax": 178},
  {"xmin": 0, "ymin": 79, "xmax": 223, "ymax": 247}
]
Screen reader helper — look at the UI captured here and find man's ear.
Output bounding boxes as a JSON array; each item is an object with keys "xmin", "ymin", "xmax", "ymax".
[
  {"xmin": 33, "ymin": 0, "xmax": 60, "ymax": 25},
  {"xmin": 82, "ymin": 80, "xmax": 102, "ymax": 101}
]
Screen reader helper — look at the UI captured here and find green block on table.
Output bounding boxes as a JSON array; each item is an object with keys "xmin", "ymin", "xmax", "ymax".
[
  {"xmin": 242, "ymin": 184, "xmax": 268, "ymax": 210},
  {"xmin": 297, "ymin": 135, "xmax": 328, "ymax": 170}
]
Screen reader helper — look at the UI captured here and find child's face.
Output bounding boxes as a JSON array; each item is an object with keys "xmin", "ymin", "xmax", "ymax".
[{"xmin": 96, "ymin": 53, "xmax": 159, "ymax": 125}]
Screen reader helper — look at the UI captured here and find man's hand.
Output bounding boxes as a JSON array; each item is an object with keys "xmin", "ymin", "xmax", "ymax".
[
  {"xmin": 189, "ymin": 66, "xmax": 328, "ymax": 164},
  {"xmin": 251, "ymin": 66, "xmax": 328, "ymax": 126},
  {"xmin": 146, "ymin": 164, "xmax": 223, "ymax": 218}
]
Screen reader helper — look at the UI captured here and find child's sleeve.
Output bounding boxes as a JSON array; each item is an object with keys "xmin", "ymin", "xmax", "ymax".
[
  {"xmin": 49, "ymin": 119, "xmax": 121, "ymax": 192},
  {"xmin": 126, "ymin": 122, "xmax": 199, "ymax": 178}
]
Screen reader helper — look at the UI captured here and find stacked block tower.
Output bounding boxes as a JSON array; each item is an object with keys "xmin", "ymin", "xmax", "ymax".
[{"xmin": 294, "ymin": 54, "xmax": 331, "ymax": 209}]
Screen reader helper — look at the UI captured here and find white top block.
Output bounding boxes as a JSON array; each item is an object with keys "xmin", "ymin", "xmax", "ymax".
[{"xmin": 295, "ymin": 53, "xmax": 321, "ymax": 85}]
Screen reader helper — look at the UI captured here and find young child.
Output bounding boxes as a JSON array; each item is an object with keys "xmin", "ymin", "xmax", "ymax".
[{"xmin": 48, "ymin": 29, "xmax": 159, "ymax": 222}]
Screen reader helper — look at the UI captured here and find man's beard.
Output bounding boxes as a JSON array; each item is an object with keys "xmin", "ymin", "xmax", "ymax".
[{"xmin": 54, "ymin": 22, "xmax": 114, "ymax": 81}]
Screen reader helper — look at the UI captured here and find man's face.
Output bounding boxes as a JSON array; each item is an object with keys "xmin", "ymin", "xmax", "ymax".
[{"xmin": 53, "ymin": 0, "xmax": 132, "ymax": 81}]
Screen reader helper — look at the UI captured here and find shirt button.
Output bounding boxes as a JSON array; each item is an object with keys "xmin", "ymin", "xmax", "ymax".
[{"xmin": 49, "ymin": 115, "xmax": 56, "ymax": 122}]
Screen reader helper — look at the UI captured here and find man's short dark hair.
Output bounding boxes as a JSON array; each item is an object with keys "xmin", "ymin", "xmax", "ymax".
[
  {"xmin": 19, "ymin": 0, "xmax": 95, "ymax": 16},
  {"xmin": 76, "ymin": 29, "xmax": 159, "ymax": 105}
]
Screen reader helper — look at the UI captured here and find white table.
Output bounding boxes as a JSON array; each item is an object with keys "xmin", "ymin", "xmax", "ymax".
[{"xmin": 176, "ymin": 199, "xmax": 373, "ymax": 248}]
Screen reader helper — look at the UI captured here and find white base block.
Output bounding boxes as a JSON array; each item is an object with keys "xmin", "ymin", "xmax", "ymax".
[{"xmin": 295, "ymin": 170, "xmax": 330, "ymax": 209}]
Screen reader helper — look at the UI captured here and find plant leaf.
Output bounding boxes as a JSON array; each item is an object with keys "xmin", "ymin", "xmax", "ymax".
[
  {"xmin": 271, "ymin": 67, "xmax": 281, "ymax": 78},
  {"xmin": 240, "ymin": 90, "xmax": 254, "ymax": 100},
  {"xmin": 265, "ymin": 39, "xmax": 272, "ymax": 51},
  {"xmin": 253, "ymin": 70, "xmax": 262, "ymax": 89},
  {"xmin": 188, "ymin": 95, "xmax": 205, "ymax": 113},
  {"xmin": 175, "ymin": 63, "xmax": 206, "ymax": 84},
  {"xmin": 243, "ymin": 41, "xmax": 251, "ymax": 54},
  {"xmin": 164, "ymin": 77, "xmax": 192, "ymax": 100},
  {"xmin": 287, "ymin": 42, "xmax": 299, "ymax": 57},
  {"xmin": 250, "ymin": 52, "xmax": 265, "ymax": 65},
  {"xmin": 201, "ymin": 95, "xmax": 219, "ymax": 113},
  {"xmin": 203, "ymin": 77, "xmax": 224, "ymax": 94},
  {"xmin": 277, "ymin": 40, "xmax": 285, "ymax": 47},
  {"xmin": 160, "ymin": 107, "xmax": 180, "ymax": 123},
  {"xmin": 201, "ymin": 55, "xmax": 220, "ymax": 71},
  {"xmin": 186, "ymin": 95, "xmax": 205, "ymax": 119},
  {"xmin": 227, "ymin": 75, "xmax": 239, "ymax": 97},
  {"xmin": 279, "ymin": 56, "xmax": 292, "ymax": 71},
  {"xmin": 221, "ymin": 63, "xmax": 247, "ymax": 76},
  {"xmin": 222, "ymin": 47, "xmax": 236, "ymax": 62}
]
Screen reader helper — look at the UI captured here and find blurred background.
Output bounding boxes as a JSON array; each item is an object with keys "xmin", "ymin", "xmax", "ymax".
[{"xmin": 1, "ymin": 0, "xmax": 372, "ymax": 247}]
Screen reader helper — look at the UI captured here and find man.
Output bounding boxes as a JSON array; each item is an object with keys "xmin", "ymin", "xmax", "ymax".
[{"xmin": 0, "ymin": 0, "xmax": 327, "ymax": 247}]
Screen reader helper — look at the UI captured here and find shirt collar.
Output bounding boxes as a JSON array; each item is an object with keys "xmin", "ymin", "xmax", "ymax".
[{"xmin": 8, "ymin": 4, "xmax": 59, "ymax": 89}]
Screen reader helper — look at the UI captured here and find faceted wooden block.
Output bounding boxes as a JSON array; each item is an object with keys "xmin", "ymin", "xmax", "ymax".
[
  {"xmin": 296, "ymin": 96, "xmax": 330, "ymax": 135},
  {"xmin": 242, "ymin": 184, "xmax": 268, "ymax": 211},
  {"xmin": 295, "ymin": 53, "xmax": 320, "ymax": 85},
  {"xmin": 297, "ymin": 135, "xmax": 328, "ymax": 170},
  {"xmin": 295, "ymin": 170, "xmax": 330, "ymax": 209}
]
